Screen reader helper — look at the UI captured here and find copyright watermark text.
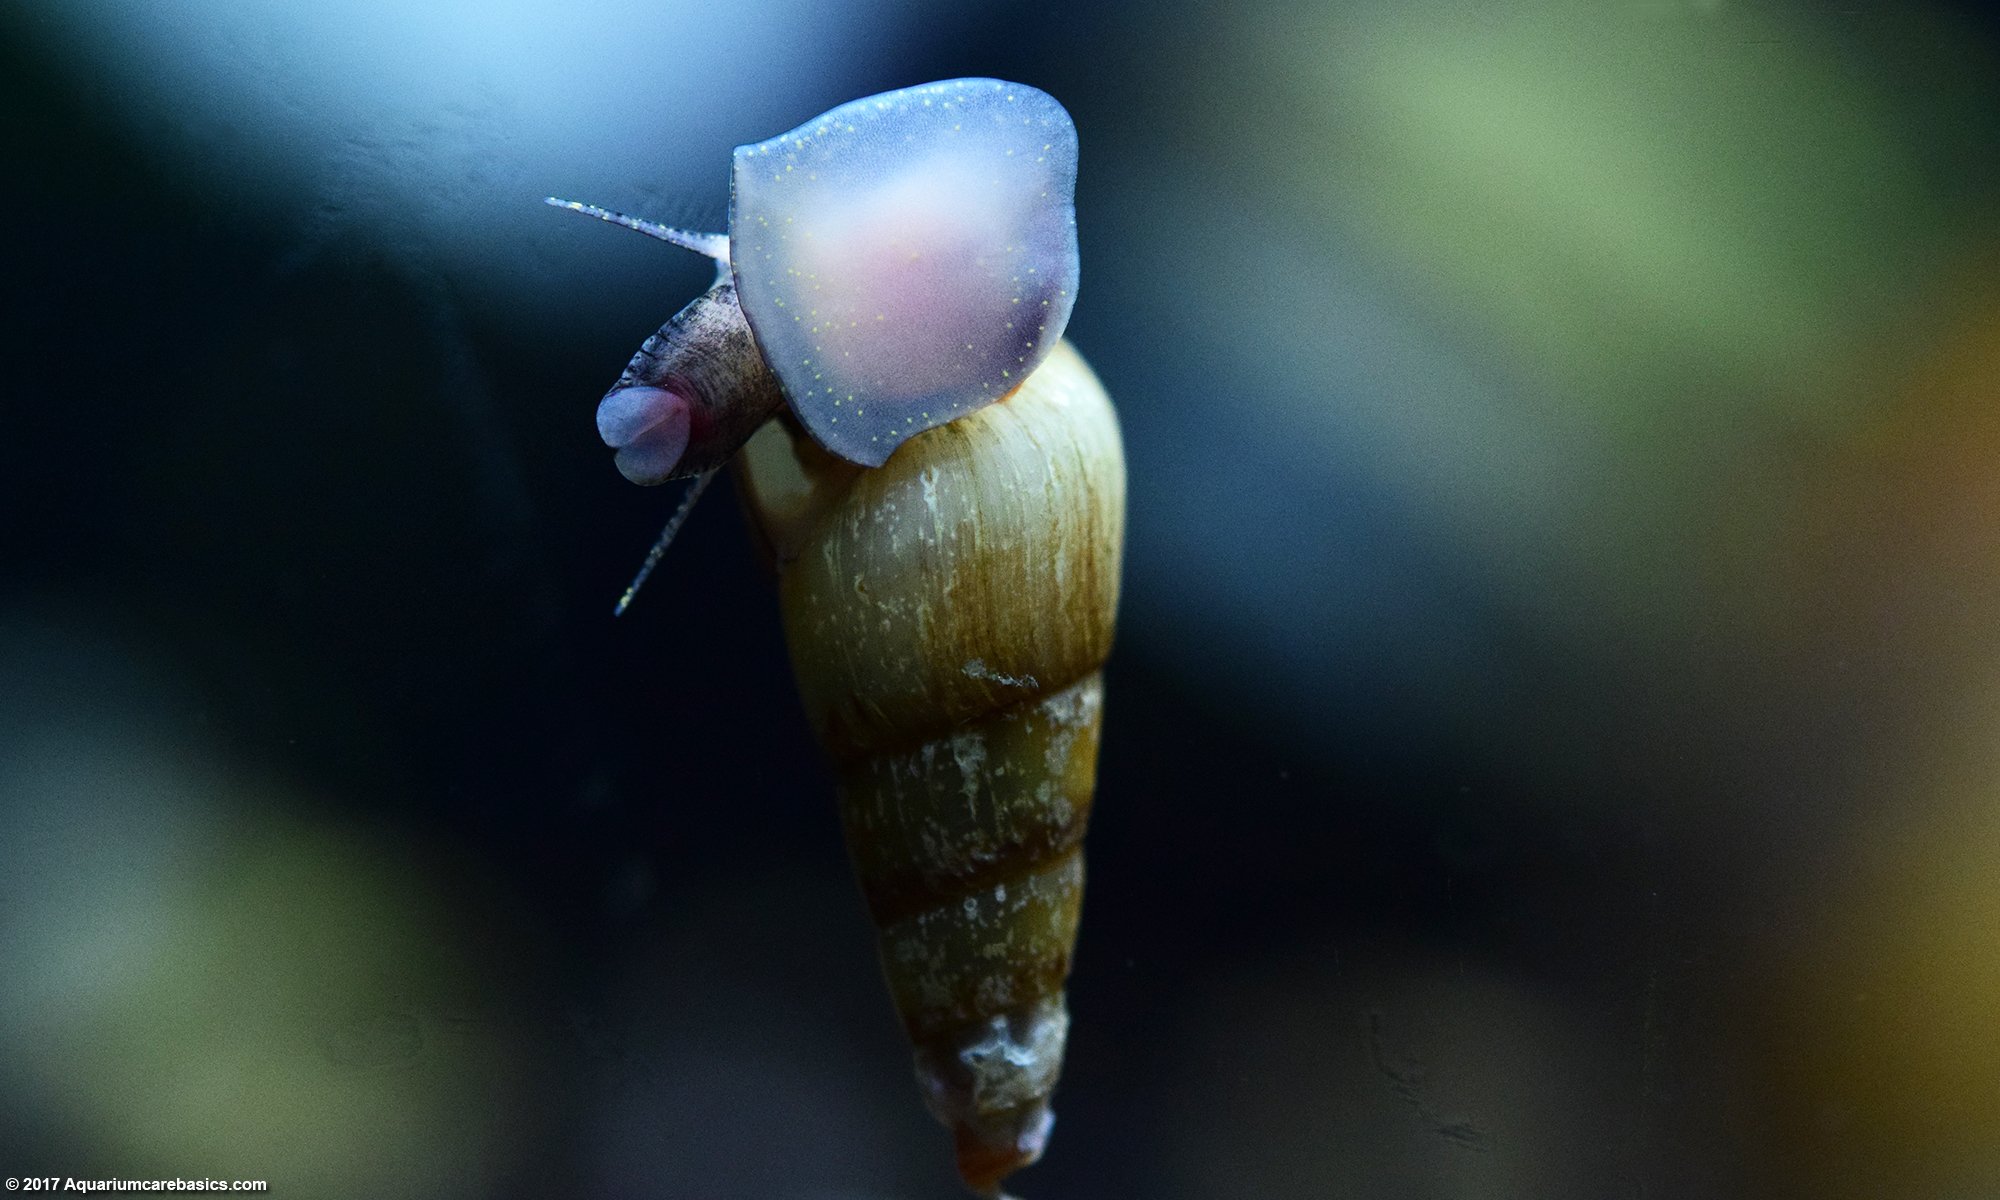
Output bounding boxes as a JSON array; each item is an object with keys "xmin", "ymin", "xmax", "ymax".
[{"xmin": 7, "ymin": 1180, "xmax": 266, "ymax": 1193}]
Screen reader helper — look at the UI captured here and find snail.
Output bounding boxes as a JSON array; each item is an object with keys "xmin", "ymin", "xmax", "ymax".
[{"xmin": 554, "ymin": 79, "xmax": 1124, "ymax": 1196}]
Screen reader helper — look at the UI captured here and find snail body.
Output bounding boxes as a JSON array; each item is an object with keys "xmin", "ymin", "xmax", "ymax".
[
  {"xmin": 557, "ymin": 80, "xmax": 1119, "ymax": 1195},
  {"xmin": 571, "ymin": 78, "xmax": 1079, "ymax": 486},
  {"xmin": 593, "ymin": 283, "xmax": 783, "ymax": 484}
]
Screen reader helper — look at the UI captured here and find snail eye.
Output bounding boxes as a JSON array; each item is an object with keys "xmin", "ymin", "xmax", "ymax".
[{"xmin": 729, "ymin": 78, "xmax": 1080, "ymax": 467}]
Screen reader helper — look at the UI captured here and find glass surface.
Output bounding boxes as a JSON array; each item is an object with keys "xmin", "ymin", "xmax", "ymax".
[{"xmin": 5, "ymin": 1, "xmax": 2000, "ymax": 1197}]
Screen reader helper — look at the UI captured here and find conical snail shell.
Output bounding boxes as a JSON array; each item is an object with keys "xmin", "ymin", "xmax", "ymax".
[{"xmin": 736, "ymin": 340, "xmax": 1124, "ymax": 1195}]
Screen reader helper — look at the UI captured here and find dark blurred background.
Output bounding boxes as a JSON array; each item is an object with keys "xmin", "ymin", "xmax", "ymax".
[{"xmin": 6, "ymin": 1, "xmax": 2000, "ymax": 1196}]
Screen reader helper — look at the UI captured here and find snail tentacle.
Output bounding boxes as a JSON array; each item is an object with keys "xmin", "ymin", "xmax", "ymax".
[
  {"xmin": 613, "ymin": 467, "xmax": 718, "ymax": 617},
  {"xmin": 545, "ymin": 196, "xmax": 729, "ymax": 265}
]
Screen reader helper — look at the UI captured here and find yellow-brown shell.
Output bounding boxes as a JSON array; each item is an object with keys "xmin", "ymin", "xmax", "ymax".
[{"xmin": 736, "ymin": 341, "xmax": 1124, "ymax": 1194}]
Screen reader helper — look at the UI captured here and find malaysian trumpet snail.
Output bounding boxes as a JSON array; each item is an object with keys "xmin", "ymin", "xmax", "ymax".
[{"xmin": 555, "ymin": 79, "xmax": 1124, "ymax": 1196}]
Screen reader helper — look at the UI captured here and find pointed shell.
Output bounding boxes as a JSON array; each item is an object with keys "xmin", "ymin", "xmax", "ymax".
[
  {"xmin": 736, "ymin": 342, "xmax": 1123, "ymax": 1194},
  {"xmin": 729, "ymin": 79, "xmax": 1081, "ymax": 468}
]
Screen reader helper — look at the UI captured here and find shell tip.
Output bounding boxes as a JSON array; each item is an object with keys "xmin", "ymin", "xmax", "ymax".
[
  {"xmin": 914, "ymin": 999, "xmax": 1069, "ymax": 1195},
  {"xmin": 952, "ymin": 1099, "xmax": 1054, "ymax": 1196}
]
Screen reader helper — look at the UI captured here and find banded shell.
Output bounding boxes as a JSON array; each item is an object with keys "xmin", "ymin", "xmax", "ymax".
[{"xmin": 737, "ymin": 341, "xmax": 1124, "ymax": 1194}]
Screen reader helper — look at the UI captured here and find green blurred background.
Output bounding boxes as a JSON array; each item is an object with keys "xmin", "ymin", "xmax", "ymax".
[{"xmin": 6, "ymin": 0, "xmax": 2000, "ymax": 1196}]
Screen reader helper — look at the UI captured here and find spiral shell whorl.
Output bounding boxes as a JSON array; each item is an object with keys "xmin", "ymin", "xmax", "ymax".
[
  {"xmin": 737, "ymin": 343, "xmax": 1123, "ymax": 1194},
  {"xmin": 845, "ymin": 675, "xmax": 1099, "ymax": 1192}
]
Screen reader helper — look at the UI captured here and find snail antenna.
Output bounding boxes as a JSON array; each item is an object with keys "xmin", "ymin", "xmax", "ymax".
[
  {"xmin": 545, "ymin": 197, "xmax": 730, "ymax": 267},
  {"xmin": 614, "ymin": 468, "xmax": 719, "ymax": 617}
]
